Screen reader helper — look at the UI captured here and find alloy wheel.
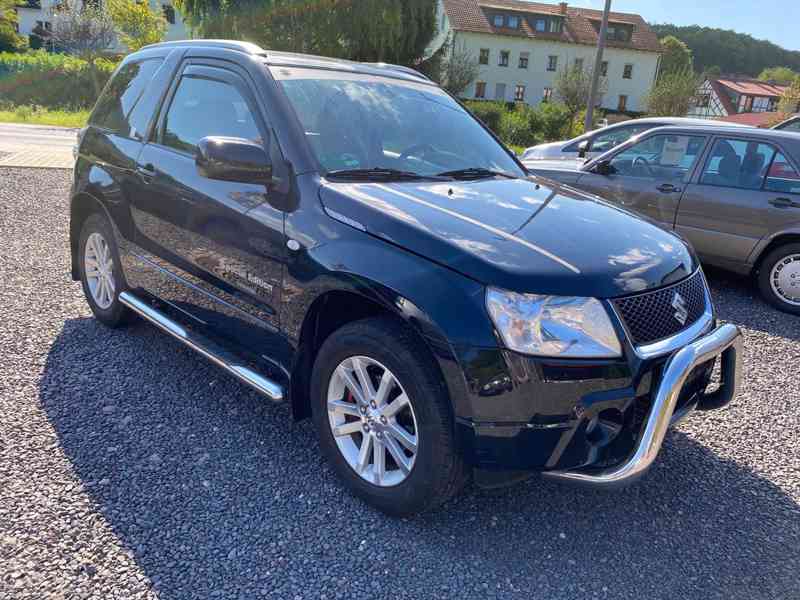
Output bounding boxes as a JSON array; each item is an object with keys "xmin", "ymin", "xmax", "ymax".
[
  {"xmin": 84, "ymin": 232, "xmax": 116, "ymax": 310},
  {"xmin": 327, "ymin": 356, "xmax": 419, "ymax": 487}
]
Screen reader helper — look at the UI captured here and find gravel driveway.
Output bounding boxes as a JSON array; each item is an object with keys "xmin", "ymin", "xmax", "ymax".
[{"xmin": 1, "ymin": 167, "xmax": 798, "ymax": 599}]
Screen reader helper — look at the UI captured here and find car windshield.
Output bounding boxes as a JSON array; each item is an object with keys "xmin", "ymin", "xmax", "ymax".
[{"xmin": 270, "ymin": 66, "xmax": 524, "ymax": 178}]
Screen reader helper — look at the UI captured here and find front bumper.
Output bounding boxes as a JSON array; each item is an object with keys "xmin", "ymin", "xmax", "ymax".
[{"xmin": 541, "ymin": 323, "xmax": 742, "ymax": 488}]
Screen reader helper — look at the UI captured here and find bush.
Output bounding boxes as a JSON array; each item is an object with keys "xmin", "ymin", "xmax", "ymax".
[
  {"xmin": 499, "ymin": 107, "xmax": 542, "ymax": 148},
  {"xmin": 0, "ymin": 24, "xmax": 27, "ymax": 53},
  {"xmin": 463, "ymin": 100, "xmax": 505, "ymax": 133},
  {"xmin": 536, "ymin": 102, "xmax": 572, "ymax": 141},
  {"xmin": 0, "ymin": 50, "xmax": 116, "ymax": 109}
]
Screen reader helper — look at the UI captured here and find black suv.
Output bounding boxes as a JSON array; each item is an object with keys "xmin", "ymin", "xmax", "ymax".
[{"xmin": 70, "ymin": 40, "xmax": 743, "ymax": 515}]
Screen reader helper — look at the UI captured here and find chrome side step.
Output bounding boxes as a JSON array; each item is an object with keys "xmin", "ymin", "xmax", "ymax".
[{"xmin": 119, "ymin": 291, "xmax": 284, "ymax": 402}]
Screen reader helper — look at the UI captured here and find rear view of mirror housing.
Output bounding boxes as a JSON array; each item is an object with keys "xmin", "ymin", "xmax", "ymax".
[{"xmin": 196, "ymin": 136, "xmax": 272, "ymax": 184}]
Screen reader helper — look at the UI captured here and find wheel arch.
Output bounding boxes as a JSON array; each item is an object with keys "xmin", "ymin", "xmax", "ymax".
[
  {"xmin": 288, "ymin": 284, "xmax": 473, "ymax": 427},
  {"xmin": 70, "ymin": 192, "xmax": 116, "ymax": 281},
  {"xmin": 751, "ymin": 231, "xmax": 800, "ymax": 275}
]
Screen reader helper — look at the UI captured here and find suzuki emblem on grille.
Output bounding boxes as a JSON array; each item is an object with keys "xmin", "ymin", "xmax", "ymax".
[{"xmin": 671, "ymin": 291, "xmax": 689, "ymax": 326}]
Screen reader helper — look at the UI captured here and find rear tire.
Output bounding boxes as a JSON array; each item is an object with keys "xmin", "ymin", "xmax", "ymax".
[
  {"xmin": 757, "ymin": 243, "xmax": 800, "ymax": 315},
  {"xmin": 310, "ymin": 317, "xmax": 466, "ymax": 516},
  {"xmin": 78, "ymin": 213, "xmax": 132, "ymax": 328}
]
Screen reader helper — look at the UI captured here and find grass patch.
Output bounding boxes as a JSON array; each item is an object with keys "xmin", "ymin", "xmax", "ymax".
[{"xmin": 0, "ymin": 105, "xmax": 89, "ymax": 128}]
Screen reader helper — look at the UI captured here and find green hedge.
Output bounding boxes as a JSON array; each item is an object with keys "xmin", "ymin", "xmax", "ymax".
[
  {"xmin": 463, "ymin": 99, "xmax": 585, "ymax": 150},
  {"xmin": 0, "ymin": 50, "xmax": 117, "ymax": 110}
]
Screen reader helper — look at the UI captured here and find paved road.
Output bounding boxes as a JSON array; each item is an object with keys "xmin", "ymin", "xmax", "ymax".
[
  {"xmin": 0, "ymin": 123, "xmax": 76, "ymax": 168},
  {"xmin": 1, "ymin": 167, "xmax": 798, "ymax": 599}
]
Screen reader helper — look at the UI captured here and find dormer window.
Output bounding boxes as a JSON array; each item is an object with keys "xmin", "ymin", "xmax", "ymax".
[
  {"xmin": 507, "ymin": 15, "xmax": 519, "ymax": 28},
  {"xmin": 533, "ymin": 16, "xmax": 563, "ymax": 33},
  {"xmin": 592, "ymin": 20, "xmax": 633, "ymax": 42},
  {"xmin": 493, "ymin": 14, "xmax": 504, "ymax": 27}
]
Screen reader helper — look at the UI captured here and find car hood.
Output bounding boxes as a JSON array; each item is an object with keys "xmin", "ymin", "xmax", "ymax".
[{"xmin": 318, "ymin": 177, "xmax": 697, "ymax": 298}]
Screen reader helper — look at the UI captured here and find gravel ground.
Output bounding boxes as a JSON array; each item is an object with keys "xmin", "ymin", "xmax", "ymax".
[{"xmin": 1, "ymin": 167, "xmax": 798, "ymax": 600}]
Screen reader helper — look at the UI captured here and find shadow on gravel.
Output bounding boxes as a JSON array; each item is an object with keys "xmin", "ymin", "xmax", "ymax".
[
  {"xmin": 705, "ymin": 266, "xmax": 800, "ymax": 341},
  {"xmin": 39, "ymin": 317, "xmax": 799, "ymax": 599}
]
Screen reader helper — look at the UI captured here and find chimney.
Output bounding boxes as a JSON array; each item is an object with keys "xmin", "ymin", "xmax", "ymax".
[{"xmin": 559, "ymin": 2, "xmax": 568, "ymax": 14}]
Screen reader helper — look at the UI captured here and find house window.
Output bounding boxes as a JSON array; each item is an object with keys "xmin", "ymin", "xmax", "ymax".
[
  {"xmin": 604, "ymin": 24, "xmax": 632, "ymax": 42},
  {"xmin": 600, "ymin": 61, "xmax": 608, "ymax": 76},
  {"xmin": 547, "ymin": 55, "xmax": 558, "ymax": 71},
  {"xmin": 623, "ymin": 64, "xmax": 633, "ymax": 79},
  {"xmin": 618, "ymin": 95, "xmax": 628, "ymax": 111},
  {"xmin": 519, "ymin": 52, "xmax": 529, "ymax": 69},
  {"xmin": 495, "ymin": 83, "xmax": 507, "ymax": 101},
  {"xmin": 475, "ymin": 82, "xmax": 487, "ymax": 99},
  {"xmin": 543, "ymin": 87, "xmax": 553, "ymax": 103},
  {"xmin": 515, "ymin": 85, "xmax": 526, "ymax": 102},
  {"xmin": 499, "ymin": 51, "xmax": 510, "ymax": 67},
  {"xmin": 493, "ymin": 14, "xmax": 504, "ymax": 27},
  {"xmin": 742, "ymin": 96, "xmax": 754, "ymax": 112},
  {"xmin": 162, "ymin": 5, "xmax": 176, "ymax": 24},
  {"xmin": 507, "ymin": 15, "xmax": 519, "ymax": 28},
  {"xmin": 574, "ymin": 58, "xmax": 584, "ymax": 71},
  {"xmin": 696, "ymin": 94, "xmax": 710, "ymax": 107},
  {"xmin": 535, "ymin": 18, "xmax": 546, "ymax": 32},
  {"xmin": 479, "ymin": 48, "xmax": 489, "ymax": 65}
]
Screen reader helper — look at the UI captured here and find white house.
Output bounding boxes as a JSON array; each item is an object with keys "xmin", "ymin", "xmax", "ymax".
[
  {"xmin": 432, "ymin": 0, "xmax": 663, "ymax": 113},
  {"xmin": 13, "ymin": 0, "xmax": 190, "ymax": 50}
]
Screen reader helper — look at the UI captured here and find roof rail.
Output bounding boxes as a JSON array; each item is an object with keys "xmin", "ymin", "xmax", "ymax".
[
  {"xmin": 361, "ymin": 62, "xmax": 432, "ymax": 83},
  {"xmin": 140, "ymin": 39, "xmax": 266, "ymax": 55}
]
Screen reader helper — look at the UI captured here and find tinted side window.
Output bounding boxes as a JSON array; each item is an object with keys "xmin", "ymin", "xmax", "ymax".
[
  {"xmin": 90, "ymin": 59, "xmax": 163, "ymax": 136},
  {"xmin": 609, "ymin": 134, "xmax": 705, "ymax": 181},
  {"xmin": 699, "ymin": 138, "xmax": 776, "ymax": 190},
  {"xmin": 161, "ymin": 76, "xmax": 261, "ymax": 154},
  {"xmin": 765, "ymin": 152, "xmax": 800, "ymax": 194}
]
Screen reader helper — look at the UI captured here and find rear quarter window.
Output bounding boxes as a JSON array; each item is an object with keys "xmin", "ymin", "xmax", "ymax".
[{"xmin": 89, "ymin": 58, "xmax": 164, "ymax": 137}]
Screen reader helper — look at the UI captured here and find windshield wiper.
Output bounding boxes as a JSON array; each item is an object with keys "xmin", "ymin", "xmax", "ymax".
[
  {"xmin": 326, "ymin": 168, "xmax": 443, "ymax": 181},
  {"xmin": 437, "ymin": 167, "xmax": 517, "ymax": 180}
]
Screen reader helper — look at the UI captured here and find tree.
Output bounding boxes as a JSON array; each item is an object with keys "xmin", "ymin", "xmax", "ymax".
[
  {"xmin": 646, "ymin": 68, "xmax": 700, "ymax": 117},
  {"xmin": 778, "ymin": 77, "xmax": 800, "ymax": 114},
  {"xmin": 49, "ymin": 0, "xmax": 116, "ymax": 97},
  {"xmin": 659, "ymin": 35, "xmax": 692, "ymax": 77},
  {"xmin": 555, "ymin": 65, "xmax": 606, "ymax": 128},
  {"xmin": 0, "ymin": 0, "xmax": 27, "ymax": 52},
  {"xmin": 702, "ymin": 65, "xmax": 721, "ymax": 80},
  {"xmin": 758, "ymin": 66, "xmax": 799, "ymax": 85},
  {"xmin": 174, "ymin": 0, "xmax": 438, "ymax": 66},
  {"xmin": 108, "ymin": 0, "xmax": 167, "ymax": 52},
  {"xmin": 439, "ymin": 39, "xmax": 479, "ymax": 96}
]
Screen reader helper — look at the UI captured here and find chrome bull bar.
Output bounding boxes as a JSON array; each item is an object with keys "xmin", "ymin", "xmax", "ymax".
[{"xmin": 543, "ymin": 323, "xmax": 743, "ymax": 488}]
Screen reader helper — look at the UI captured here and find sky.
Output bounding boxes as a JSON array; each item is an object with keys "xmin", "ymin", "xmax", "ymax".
[{"xmin": 564, "ymin": 0, "xmax": 800, "ymax": 51}]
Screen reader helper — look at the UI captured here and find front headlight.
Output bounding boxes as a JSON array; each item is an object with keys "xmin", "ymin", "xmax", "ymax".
[{"xmin": 485, "ymin": 288, "xmax": 622, "ymax": 358}]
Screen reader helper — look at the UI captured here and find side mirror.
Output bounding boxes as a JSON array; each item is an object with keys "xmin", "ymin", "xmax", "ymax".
[
  {"xmin": 195, "ymin": 136, "xmax": 272, "ymax": 184},
  {"xmin": 592, "ymin": 159, "xmax": 614, "ymax": 176},
  {"xmin": 577, "ymin": 140, "xmax": 590, "ymax": 159}
]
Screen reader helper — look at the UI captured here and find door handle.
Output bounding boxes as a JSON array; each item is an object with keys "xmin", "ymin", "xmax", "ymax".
[
  {"xmin": 769, "ymin": 197, "xmax": 799, "ymax": 208},
  {"xmin": 657, "ymin": 183, "xmax": 682, "ymax": 193}
]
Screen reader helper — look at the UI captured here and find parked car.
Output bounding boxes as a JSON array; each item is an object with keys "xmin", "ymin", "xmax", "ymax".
[
  {"xmin": 520, "ymin": 117, "xmax": 745, "ymax": 163},
  {"xmin": 527, "ymin": 125, "xmax": 800, "ymax": 314},
  {"xmin": 70, "ymin": 40, "xmax": 742, "ymax": 515},
  {"xmin": 773, "ymin": 115, "xmax": 800, "ymax": 132}
]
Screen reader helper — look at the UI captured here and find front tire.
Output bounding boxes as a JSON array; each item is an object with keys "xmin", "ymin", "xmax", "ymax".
[
  {"xmin": 78, "ymin": 213, "xmax": 132, "ymax": 327},
  {"xmin": 757, "ymin": 243, "xmax": 800, "ymax": 315},
  {"xmin": 310, "ymin": 317, "xmax": 466, "ymax": 516}
]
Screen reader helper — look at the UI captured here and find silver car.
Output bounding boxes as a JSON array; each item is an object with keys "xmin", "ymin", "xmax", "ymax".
[
  {"xmin": 521, "ymin": 117, "xmax": 744, "ymax": 163},
  {"xmin": 773, "ymin": 115, "xmax": 800, "ymax": 132},
  {"xmin": 527, "ymin": 125, "xmax": 800, "ymax": 314}
]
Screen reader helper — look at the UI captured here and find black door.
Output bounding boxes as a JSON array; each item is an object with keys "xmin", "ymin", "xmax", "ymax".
[{"xmin": 129, "ymin": 61, "xmax": 290, "ymax": 370}]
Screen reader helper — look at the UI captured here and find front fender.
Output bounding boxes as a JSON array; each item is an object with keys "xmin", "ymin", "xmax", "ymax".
[{"xmin": 282, "ymin": 226, "xmax": 498, "ymax": 420}]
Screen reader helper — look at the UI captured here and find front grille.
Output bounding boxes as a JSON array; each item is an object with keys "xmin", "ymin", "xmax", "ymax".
[{"xmin": 613, "ymin": 271, "xmax": 707, "ymax": 345}]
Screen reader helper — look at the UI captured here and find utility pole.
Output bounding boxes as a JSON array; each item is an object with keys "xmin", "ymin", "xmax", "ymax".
[{"xmin": 585, "ymin": 0, "xmax": 612, "ymax": 132}]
